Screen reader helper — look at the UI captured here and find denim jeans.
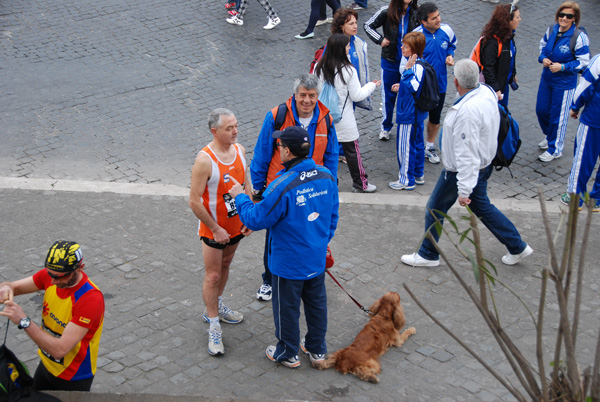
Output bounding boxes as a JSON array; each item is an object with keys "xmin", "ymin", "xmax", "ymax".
[{"xmin": 418, "ymin": 165, "xmax": 527, "ymax": 260}]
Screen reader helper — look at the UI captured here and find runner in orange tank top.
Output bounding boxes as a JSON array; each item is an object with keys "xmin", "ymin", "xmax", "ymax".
[{"xmin": 189, "ymin": 108, "xmax": 252, "ymax": 357}]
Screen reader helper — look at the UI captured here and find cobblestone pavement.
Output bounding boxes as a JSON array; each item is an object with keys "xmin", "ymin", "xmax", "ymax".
[
  {"xmin": 2, "ymin": 0, "xmax": 600, "ymax": 400},
  {"xmin": 1, "ymin": 0, "xmax": 599, "ymax": 198},
  {"xmin": 1, "ymin": 189, "xmax": 599, "ymax": 401}
]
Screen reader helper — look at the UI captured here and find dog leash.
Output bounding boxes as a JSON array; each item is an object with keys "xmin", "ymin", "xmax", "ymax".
[{"xmin": 325, "ymin": 269, "xmax": 372, "ymax": 316}]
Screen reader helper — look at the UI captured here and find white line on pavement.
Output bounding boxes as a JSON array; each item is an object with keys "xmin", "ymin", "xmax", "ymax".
[{"xmin": 0, "ymin": 176, "xmax": 563, "ymax": 213}]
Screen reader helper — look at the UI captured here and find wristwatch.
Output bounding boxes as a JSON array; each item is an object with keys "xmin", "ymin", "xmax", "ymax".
[{"xmin": 18, "ymin": 317, "xmax": 31, "ymax": 330}]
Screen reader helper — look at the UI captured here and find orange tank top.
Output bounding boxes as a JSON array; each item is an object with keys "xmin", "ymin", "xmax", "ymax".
[{"xmin": 197, "ymin": 144, "xmax": 246, "ymax": 239}]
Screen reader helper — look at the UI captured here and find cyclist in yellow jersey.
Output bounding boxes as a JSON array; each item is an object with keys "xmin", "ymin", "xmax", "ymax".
[{"xmin": 0, "ymin": 240, "xmax": 104, "ymax": 391}]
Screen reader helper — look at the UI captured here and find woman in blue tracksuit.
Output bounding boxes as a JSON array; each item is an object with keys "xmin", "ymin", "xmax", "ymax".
[
  {"xmin": 389, "ymin": 31, "xmax": 427, "ymax": 191},
  {"xmin": 364, "ymin": 0, "xmax": 419, "ymax": 141},
  {"xmin": 535, "ymin": 1, "xmax": 589, "ymax": 163}
]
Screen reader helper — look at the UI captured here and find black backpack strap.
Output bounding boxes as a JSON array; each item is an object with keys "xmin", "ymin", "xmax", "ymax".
[{"xmin": 273, "ymin": 103, "xmax": 288, "ymax": 131}]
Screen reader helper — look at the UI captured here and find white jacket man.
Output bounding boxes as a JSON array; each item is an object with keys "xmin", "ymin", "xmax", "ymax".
[
  {"xmin": 401, "ymin": 59, "xmax": 532, "ymax": 268},
  {"xmin": 441, "ymin": 81, "xmax": 500, "ymax": 198}
]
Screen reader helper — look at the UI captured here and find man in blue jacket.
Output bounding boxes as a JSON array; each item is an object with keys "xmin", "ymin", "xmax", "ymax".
[
  {"xmin": 251, "ymin": 74, "xmax": 338, "ymax": 302},
  {"xmin": 561, "ymin": 53, "xmax": 600, "ymax": 210},
  {"xmin": 229, "ymin": 126, "xmax": 339, "ymax": 368},
  {"xmin": 411, "ymin": 2, "xmax": 457, "ymax": 164}
]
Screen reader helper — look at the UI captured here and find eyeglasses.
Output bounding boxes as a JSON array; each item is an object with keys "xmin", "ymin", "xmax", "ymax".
[
  {"xmin": 46, "ymin": 269, "xmax": 74, "ymax": 280},
  {"xmin": 276, "ymin": 142, "xmax": 286, "ymax": 148},
  {"xmin": 558, "ymin": 12, "xmax": 575, "ymax": 19}
]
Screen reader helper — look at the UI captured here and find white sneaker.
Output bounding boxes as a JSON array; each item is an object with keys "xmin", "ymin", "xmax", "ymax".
[
  {"xmin": 389, "ymin": 181, "xmax": 415, "ymax": 191},
  {"xmin": 263, "ymin": 16, "xmax": 280, "ymax": 30},
  {"xmin": 353, "ymin": 183, "xmax": 377, "ymax": 193},
  {"xmin": 401, "ymin": 252, "xmax": 440, "ymax": 267},
  {"xmin": 379, "ymin": 130, "xmax": 390, "ymax": 141},
  {"xmin": 208, "ymin": 328, "xmax": 224, "ymax": 356},
  {"xmin": 415, "ymin": 176, "xmax": 425, "ymax": 185},
  {"xmin": 538, "ymin": 139, "xmax": 548, "ymax": 150},
  {"xmin": 501, "ymin": 245, "xmax": 533, "ymax": 266},
  {"xmin": 256, "ymin": 283, "xmax": 272, "ymax": 301},
  {"xmin": 226, "ymin": 15, "xmax": 244, "ymax": 26},
  {"xmin": 538, "ymin": 151, "xmax": 561, "ymax": 162},
  {"xmin": 315, "ymin": 18, "xmax": 332, "ymax": 26},
  {"xmin": 425, "ymin": 147, "xmax": 440, "ymax": 164},
  {"xmin": 266, "ymin": 345, "xmax": 301, "ymax": 368},
  {"xmin": 301, "ymin": 337, "xmax": 325, "ymax": 364},
  {"xmin": 295, "ymin": 31, "xmax": 314, "ymax": 39}
]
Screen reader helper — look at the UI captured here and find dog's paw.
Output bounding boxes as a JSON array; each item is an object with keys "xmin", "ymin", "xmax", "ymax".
[
  {"xmin": 369, "ymin": 376, "xmax": 380, "ymax": 384},
  {"xmin": 406, "ymin": 327, "xmax": 416, "ymax": 336}
]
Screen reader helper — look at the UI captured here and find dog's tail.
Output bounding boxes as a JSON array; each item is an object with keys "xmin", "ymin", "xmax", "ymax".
[{"xmin": 312, "ymin": 353, "xmax": 337, "ymax": 370}]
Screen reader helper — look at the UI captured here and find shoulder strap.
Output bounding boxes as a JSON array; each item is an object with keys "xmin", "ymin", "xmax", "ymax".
[
  {"xmin": 273, "ymin": 103, "xmax": 288, "ymax": 131},
  {"xmin": 570, "ymin": 27, "xmax": 582, "ymax": 56}
]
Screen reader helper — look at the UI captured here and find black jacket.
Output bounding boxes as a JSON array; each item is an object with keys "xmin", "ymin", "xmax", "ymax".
[
  {"xmin": 364, "ymin": 6, "xmax": 420, "ymax": 63},
  {"xmin": 481, "ymin": 35, "xmax": 517, "ymax": 92}
]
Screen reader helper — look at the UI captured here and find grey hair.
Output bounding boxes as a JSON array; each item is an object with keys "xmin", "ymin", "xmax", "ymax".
[
  {"xmin": 293, "ymin": 73, "xmax": 322, "ymax": 95},
  {"xmin": 453, "ymin": 59, "xmax": 480, "ymax": 90},
  {"xmin": 208, "ymin": 108, "xmax": 235, "ymax": 131}
]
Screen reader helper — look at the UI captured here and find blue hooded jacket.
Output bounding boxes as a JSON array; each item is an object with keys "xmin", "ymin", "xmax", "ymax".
[{"xmin": 235, "ymin": 158, "xmax": 339, "ymax": 280}]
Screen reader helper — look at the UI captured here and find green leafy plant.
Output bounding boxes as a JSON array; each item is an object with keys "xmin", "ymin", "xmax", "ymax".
[{"xmin": 403, "ymin": 190, "xmax": 600, "ymax": 401}]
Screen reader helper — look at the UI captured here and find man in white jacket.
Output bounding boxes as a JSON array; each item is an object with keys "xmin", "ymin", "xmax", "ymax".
[{"xmin": 401, "ymin": 59, "xmax": 533, "ymax": 267}]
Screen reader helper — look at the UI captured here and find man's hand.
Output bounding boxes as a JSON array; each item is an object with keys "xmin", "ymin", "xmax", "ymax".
[
  {"xmin": 240, "ymin": 224, "xmax": 252, "ymax": 236},
  {"xmin": 446, "ymin": 55, "xmax": 454, "ymax": 66},
  {"xmin": 212, "ymin": 227, "xmax": 231, "ymax": 244},
  {"xmin": 458, "ymin": 196, "xmax": 471, "ymax": 207},
  {"xmin": 229, "ymin": 177, "xmax": 245, "ymax": 198},
  {"xmin": 0, "ymin": 300, "xmax": 26, "ymax": 326},
  {"xmin": 570, "ymin": 109, "xmax": 579, "ymax": 119},
  {"xmin": 0, "ymin": 285, "xmax": 14, "ymax": 304}
]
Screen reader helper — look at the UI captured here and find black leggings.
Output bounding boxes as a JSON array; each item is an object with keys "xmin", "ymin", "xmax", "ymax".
[{"xmin": 33, "ymin": 362, "xmax": 94, "ymax": 392}]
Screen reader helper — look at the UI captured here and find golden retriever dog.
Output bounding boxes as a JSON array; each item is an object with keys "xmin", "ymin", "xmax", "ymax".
[{"xmin": 313, "ymin": 291, "xmax": 416, "ymax": 383}]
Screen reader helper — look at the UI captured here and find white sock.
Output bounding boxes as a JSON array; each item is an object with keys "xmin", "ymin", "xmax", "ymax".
[
  {"xmin": 209, "ymin": 317, "xmax": 221, "ymax": 332},
  {"xmin": 426, "ymin": 142, "xmax": 434, "ymax": 149}
]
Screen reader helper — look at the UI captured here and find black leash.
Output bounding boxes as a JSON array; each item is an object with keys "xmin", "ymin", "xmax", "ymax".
[{"xmin": 325, "ymin": 269, "xmax": 372, "ymax": 316}]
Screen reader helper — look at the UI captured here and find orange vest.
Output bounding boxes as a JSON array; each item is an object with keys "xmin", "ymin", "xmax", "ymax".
[
  {"xmin": 266, "ymin": 98, "xmax": 331, "ymax": 185},
  {"xmin": 198, "ymin": 144, "xmax": 246, "ymax": 239}
]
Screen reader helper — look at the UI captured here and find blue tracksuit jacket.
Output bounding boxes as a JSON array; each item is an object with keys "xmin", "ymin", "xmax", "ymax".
[
  {"xmin": 411, "ymin": 23, "xmax": 457, "ymax": 94},
  {"xmin": 539, "ymin": 24, "xmax": 590, "ymax": 90},
  {"xmin": 396, "ymin": 59, "xmax": 427, "ymax": 124},
  {"xmin": 235, "ymin": 158, "xmax": 339, "ymax": 280},
  {"xmin": 572, "ymin": 54, "xmax": 600, "ymax": 128}
]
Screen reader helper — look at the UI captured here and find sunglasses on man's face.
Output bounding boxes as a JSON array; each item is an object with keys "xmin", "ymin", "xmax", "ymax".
[
  {"xmin": 46, "ymin": 269, "xmax": 74, "ymax": 280},
  {"xmin": 558, "ymin": 12, "xmax": 575, "ymax": 19}
]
